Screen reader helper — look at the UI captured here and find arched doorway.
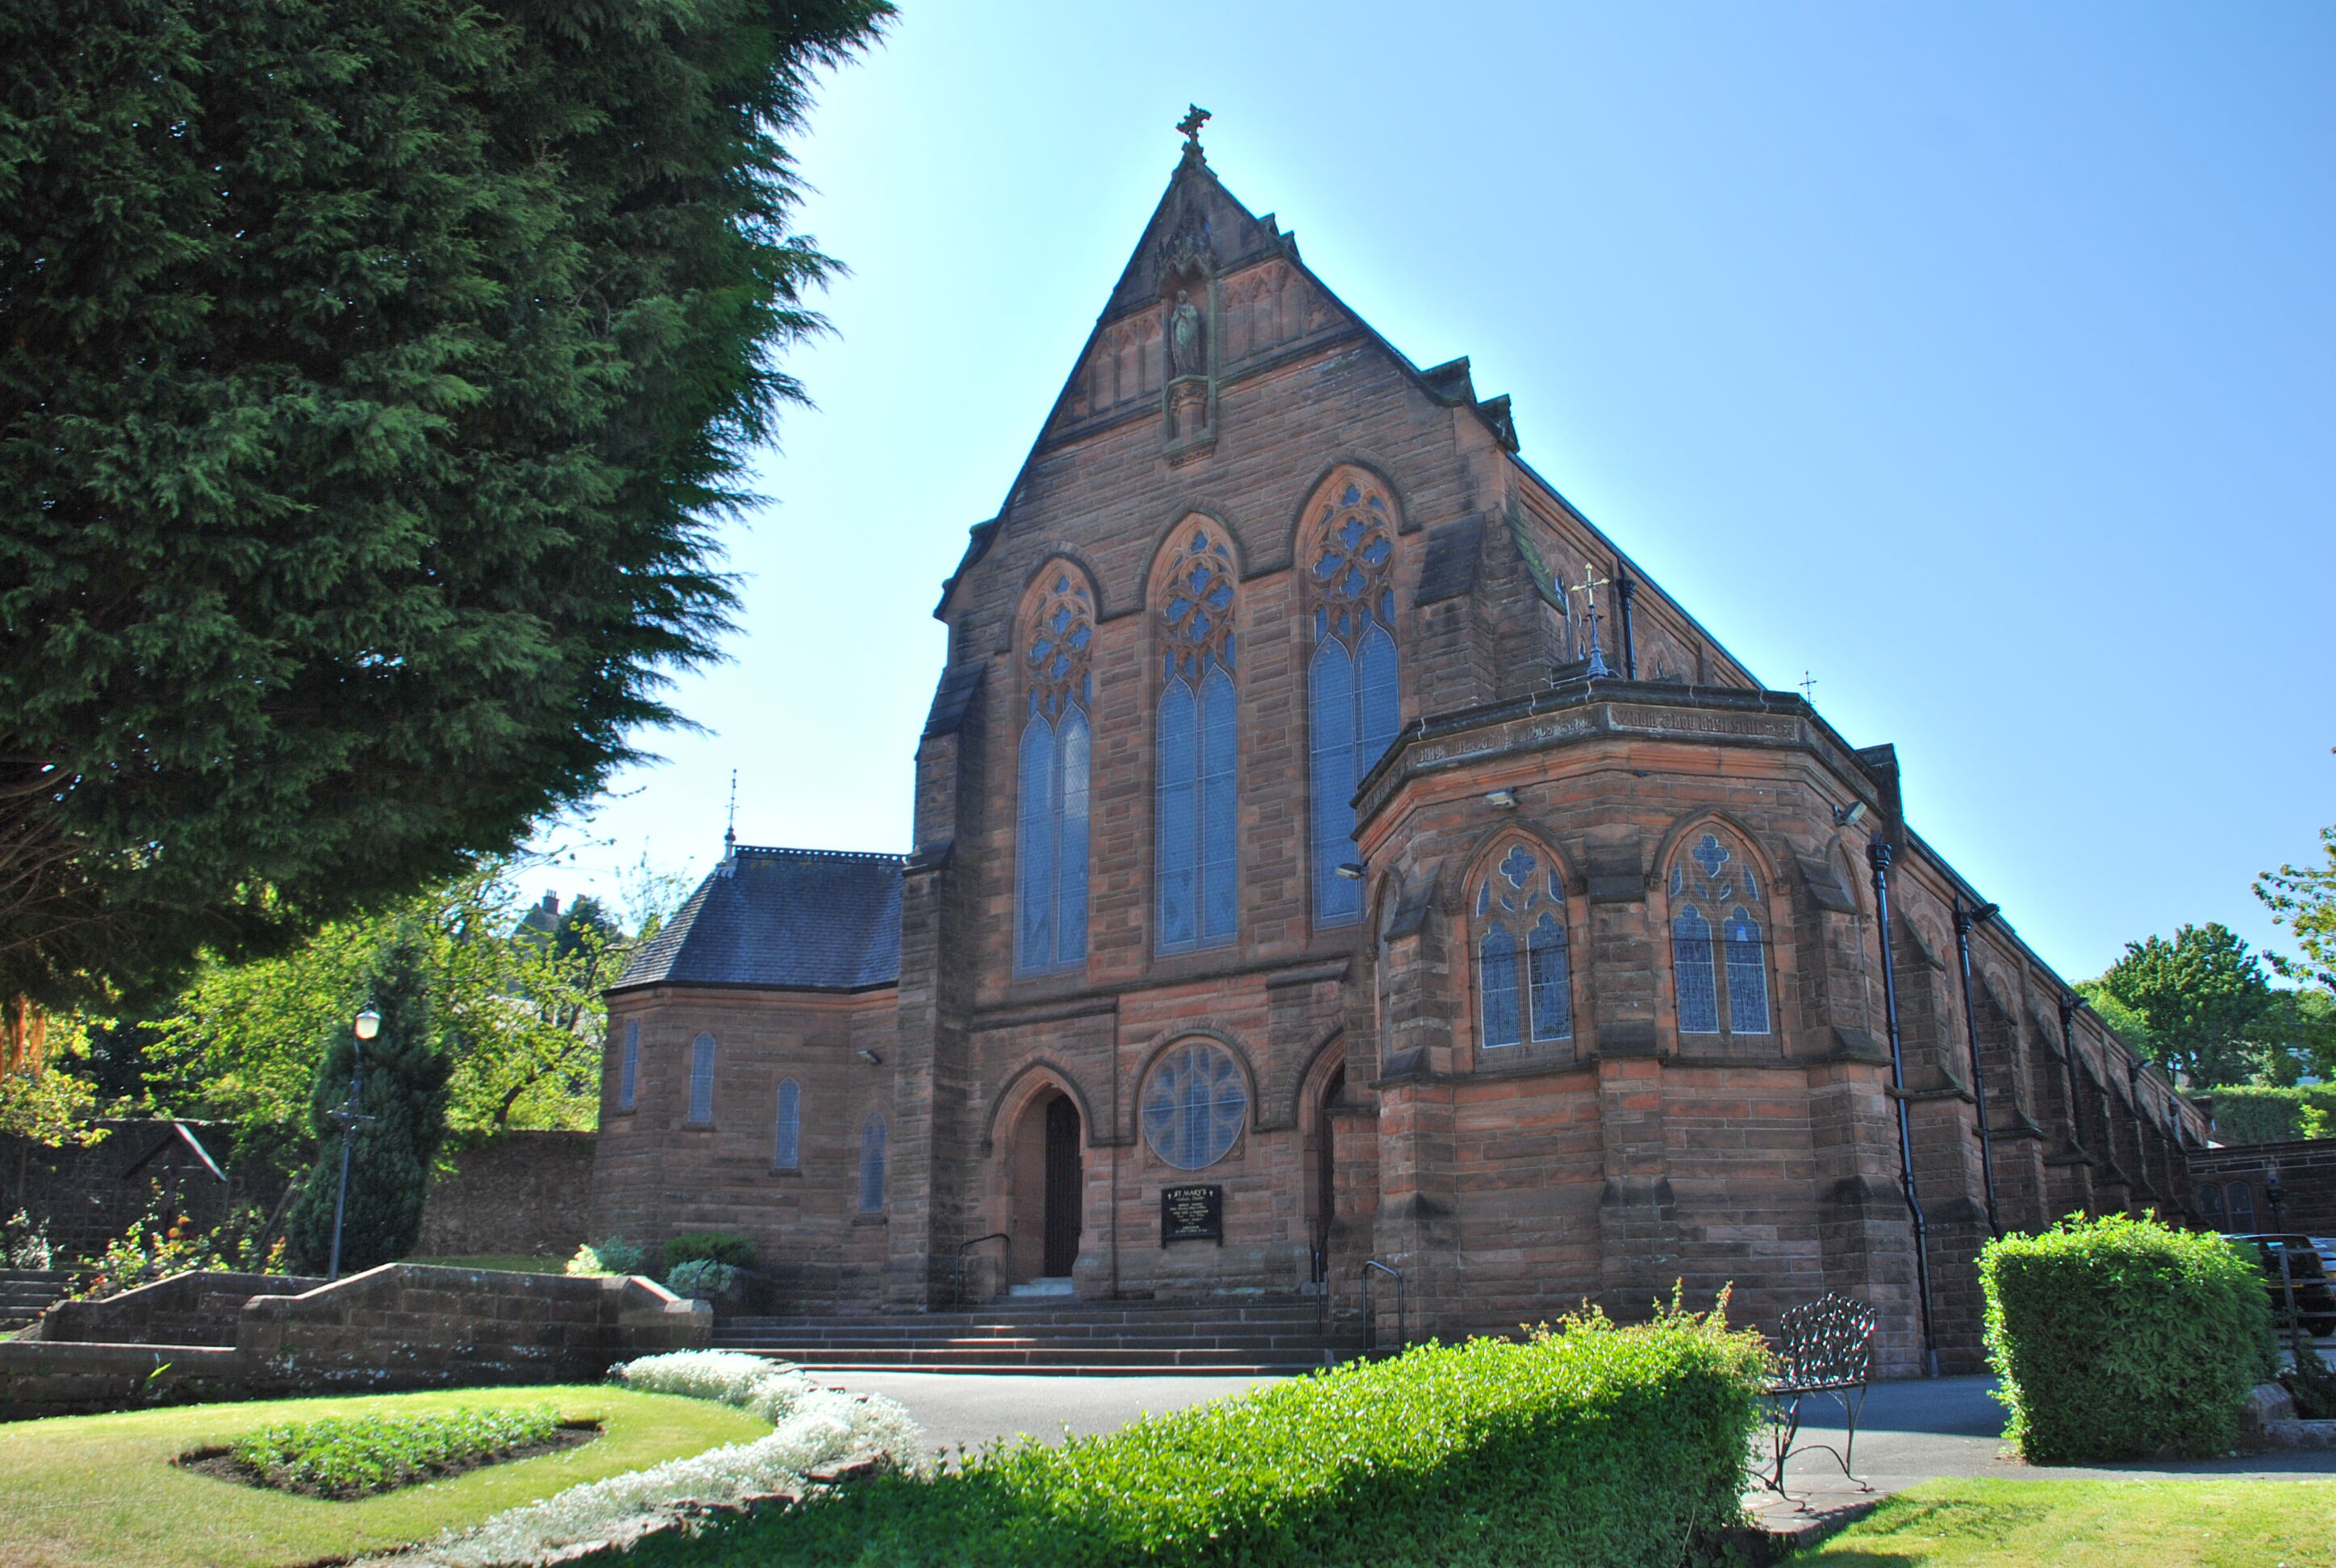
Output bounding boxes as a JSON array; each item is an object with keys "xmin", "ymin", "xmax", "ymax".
[
  {"xmin": 1308, "ymin": 1066, "xmax": 1345, "ymax": 1282},
  {"xmin": 1006, "ymin": 1089, "xmax": 1083, "ymax": 1287}
]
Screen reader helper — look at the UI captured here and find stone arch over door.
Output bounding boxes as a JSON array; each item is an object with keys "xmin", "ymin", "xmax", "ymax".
[{"xmin": 996, "ymin": 1081, "xmax": 1085, "ymax": 1291}]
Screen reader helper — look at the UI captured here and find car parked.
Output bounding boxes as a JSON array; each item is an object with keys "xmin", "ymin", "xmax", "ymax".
[{"xmin": 2227, "ymin": 1233, "xmax": 2336, "ymax": 1337}]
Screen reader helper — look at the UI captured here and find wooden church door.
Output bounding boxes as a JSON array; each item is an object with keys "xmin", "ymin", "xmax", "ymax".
[{"xmin": 1042, "ymin": 1094, "xmax": 1083, "ymax": 1277}]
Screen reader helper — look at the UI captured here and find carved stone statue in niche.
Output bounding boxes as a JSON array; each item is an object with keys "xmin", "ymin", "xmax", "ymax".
[{"xmin": 1168, "ymin": 290, "xmax": 1208, "ymax": 379}]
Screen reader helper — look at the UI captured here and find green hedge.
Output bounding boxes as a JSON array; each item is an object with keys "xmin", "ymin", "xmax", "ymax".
[
  {"xmin": 2201, "ymin": 1086, "xmax": 2336, "ymax": 1145},
  {"xmin": 661, "ymin": 1232, "xmax": 755, "ymax": 1270},
  {"xmin": 1982, "ymin": 1213, "xmax": 2273, "ymax": 1463},
  {"xmin": 606, "ymin": 1301, "xmax": 1769, "ymax": 1567}
]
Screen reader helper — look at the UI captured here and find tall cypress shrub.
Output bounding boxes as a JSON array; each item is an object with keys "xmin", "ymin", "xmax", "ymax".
[
  {"xmin": 286, "ymin": 933, "xmax": 451, "ymax": 1274},
  {"xmin": 0, "ymin": 0, "xmax": 891, "ymax": 1012}
]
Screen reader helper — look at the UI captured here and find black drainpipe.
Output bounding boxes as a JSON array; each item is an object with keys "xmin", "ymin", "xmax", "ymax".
[
  {"xmin": 1614, "ymin": 564, "xmax": 1637, "ymax": 680},
  {"xmin": 1869, "ymin": 837, "xmax": 1939, "ymax": 1377}
]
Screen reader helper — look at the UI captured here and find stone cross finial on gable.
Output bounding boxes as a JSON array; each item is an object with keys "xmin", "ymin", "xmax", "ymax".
[{"xmin": 1177, "ymin": 104, "xmax": 1212, "ymax": 154}]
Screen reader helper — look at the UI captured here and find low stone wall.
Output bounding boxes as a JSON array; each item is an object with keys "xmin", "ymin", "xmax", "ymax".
[
  {"xmin": 0, "ymin": 1263, "xmax": 708, "ymax": 1421},
  {"xmin": 40, "ymin": 1271, "xmax": 327, "ymax": 1347},
  {"xmin": 415, "ymin": 1132, "xmax": 596, "ymax": 1260}
]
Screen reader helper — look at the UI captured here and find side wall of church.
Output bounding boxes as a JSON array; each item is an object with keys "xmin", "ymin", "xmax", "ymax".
[{"xmin": 590, "ymin": 984, "xmax": 898, "ymax": 1304}]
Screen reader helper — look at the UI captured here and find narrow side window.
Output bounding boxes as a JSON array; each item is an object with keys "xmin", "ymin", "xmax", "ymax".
[
  {"xmin": 858, "ymin": 1112, "xmax": 889, "ymax": 1211},
  {"xmin": 687, "ymin": 1032, "xmax": 716, "ymax": 1124},
  {"xmin": 618, "ymin": 1020, "xmax": 640, "ymax": 1111},
  {"xmin": 774, "ymin": 1078, "xmax": 801, "ymax": 1170}
]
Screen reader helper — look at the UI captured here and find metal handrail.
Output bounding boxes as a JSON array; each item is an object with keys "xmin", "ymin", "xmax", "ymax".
[
  {"xmin": 952, "ymin": 1232, "xmax": 1011, "ymax": 1309},
  {"xmin": 1312, "ymin": 1242, "xmax": 1329, "ymax": 1366},
  {"xmin": 1361, "ymin": 1259, "xmax": 1404, "ymax": 1356}
]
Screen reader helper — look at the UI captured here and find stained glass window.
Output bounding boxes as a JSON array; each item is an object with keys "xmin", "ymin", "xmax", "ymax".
[
  {"xmin": 859, "ymin": 1112, "xmax": 888, "ymax": 1212},
  {"xmin": 774, "ymin": 1078, "xmax": 800, "ymax": 1170},
  {"xmin": 687, "ymin": 1032, "xmax": 716, "ymax": 1123},
  {"xmin": 2226, "ymin": 1181, "xmax": 2255, "ymax": 1231},
  {"xmin": 1142, "ymin": 1040, "xmax": 1249, "ymax": 1170},
  {"xmin": 1308, "ymin": 482, "xmax": 1400, "ymax": 924},
  {"xmin": 619, "ymin": 1020, "xmax": 639, "ymax": 1111},
  {"xmin": 1472, "ymin": 843, "xmax": 1573, "ymax": 1053},
  {"xmin": 1017, "ymin": 573, "xmax": 1095, "ymax": 975},
  {"xmin": 1157, "ymin": 532, "xmax": 1239, "ymax": 953},
  {"xmin": 1669, "ymin": 832, "xmax": 1772, "ymax": 1039}
]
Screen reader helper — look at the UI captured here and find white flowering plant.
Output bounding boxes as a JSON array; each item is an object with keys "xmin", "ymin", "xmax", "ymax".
[{"xmin": 364, "ymin": 1352, "xmax": 921, "ymax": 1567}]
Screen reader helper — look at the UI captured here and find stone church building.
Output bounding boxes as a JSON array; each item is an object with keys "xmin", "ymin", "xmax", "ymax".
[{"xmin": 590, "ymin": 127, "xmax": 2204, "ymax": 1374}]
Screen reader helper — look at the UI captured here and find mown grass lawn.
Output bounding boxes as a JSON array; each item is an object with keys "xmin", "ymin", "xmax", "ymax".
[
  {"xmin": 0, "ymin": 1384, "xmax": 766, "ymax": 1568},
  {"xmin": 1800, "ymin": 1477, "xmax": 2336, "ymax": 1566},
  {"xmin": 405, "ymin": 1254, "xmax": 571, "ymax": 1274}
]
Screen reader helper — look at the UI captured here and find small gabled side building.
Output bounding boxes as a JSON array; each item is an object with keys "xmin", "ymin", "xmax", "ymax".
[{"xmin": 592, "ymin": 846, "xmax": 904, "ymax": 1305}]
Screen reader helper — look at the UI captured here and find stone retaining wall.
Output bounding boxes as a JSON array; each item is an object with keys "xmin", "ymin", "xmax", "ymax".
[
  {"xmin": 414, "ymin": 1132, "xmax": 596, "ymax": 1260},
  {"xmin": 0, "ymin": 1263, "xmax": 707, "ymax": 1420}
]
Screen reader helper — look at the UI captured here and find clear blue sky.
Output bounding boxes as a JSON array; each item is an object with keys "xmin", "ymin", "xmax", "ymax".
[{"xmin": 535, "ymin": 0, "xmax": 2335, "ymax": 986}]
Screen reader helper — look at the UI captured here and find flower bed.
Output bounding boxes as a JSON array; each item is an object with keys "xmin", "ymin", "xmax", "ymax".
[
  {"xmin": 602, "ymin": 1302, "xmax": 1767, "ymax": 1568},
  {"xmin": 183, "ymin": 1404, "xmax": 591, "ymax": 1499},
  {"xmin": 369, "ymin": 1353, "xmax": 923, "ymax": 1567}
]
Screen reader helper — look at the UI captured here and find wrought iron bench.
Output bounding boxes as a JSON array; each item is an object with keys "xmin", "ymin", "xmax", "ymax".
[{"xmin": 1759, "ymin": 1291, "xmax": 1878, "ymax": 1499}]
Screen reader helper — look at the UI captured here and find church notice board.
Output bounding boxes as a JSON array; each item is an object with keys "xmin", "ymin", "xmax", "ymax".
[{"xmin": 1160, "ymin": 1184, "xmax": 1223, "ymax": 1245}]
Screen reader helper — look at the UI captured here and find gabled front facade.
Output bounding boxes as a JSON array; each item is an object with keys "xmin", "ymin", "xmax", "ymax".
[{"xmin": 592, "ymin": 134, "xmax": 2205, "ymax": 1371}]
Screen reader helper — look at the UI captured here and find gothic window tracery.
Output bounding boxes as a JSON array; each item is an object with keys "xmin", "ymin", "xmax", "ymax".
[
  {"xmin": 1668, "ymin": 831, "xmax": 1774, "ymax": 1039},
  {"xmin": 1156, "ymin": 530, "xmax": 1238, "ymax": 953},
  {"xmin": 1017, "ymin": 571, "xmax": 1095, "ymax": 975},
  {"xmin": 1307, "ymin": 479, "xmax": 1400, "ymax": 925},
  {"xmin": 1472, "ymin": 842, "xmax": 1574, "ymax": 1051},
  {"xmin": 1141, "ymin": 1040, "xmax": 1249, "ymax": 1170}
]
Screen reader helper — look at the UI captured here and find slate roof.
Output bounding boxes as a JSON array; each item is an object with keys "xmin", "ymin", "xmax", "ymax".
[{"xmin": 611, "ymin": 846, "xmax": 904, "ymax": 994}]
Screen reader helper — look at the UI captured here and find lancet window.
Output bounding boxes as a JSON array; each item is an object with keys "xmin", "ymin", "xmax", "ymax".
[
  {"xmin": 1307, "ymin": 480, "xmax": 1400, "ymax": 925},
  {"xmin": 858, "ymin": 1112, "xmax": 888, "ymax": 1212},
  {"xmin": 618, "ymin": 1020, "xmax": 639, "ymax": 1111},
  {"xmin": 1472, "ymin": 842, "xmax": 1574, "ymax": 1051},
  {"xmin": 1156, "ymin": 530, "xmax": 1239, "ymax": 953},
  {"xmin": 1016, "ymin": 571, "xmax": 1095, "ymax": 975},
  {"xmin": 774, "ymin": 1078, "xmax": 801, "ymax": 1171},
  {"xmin": 687, "ymin": 1032, "xmax": 716, "ymax": 1122},
  {"xmin": 1668, "ymin": 831, "xmax": 1774, "ymax": 1039}
]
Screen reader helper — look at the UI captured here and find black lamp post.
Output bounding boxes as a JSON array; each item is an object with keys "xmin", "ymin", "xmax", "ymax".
[
  {"xmin": 326, "ymin": 1006, "xmax": 382, "ymax": 1281},
  {"xmin": 1868, "ymin": 837, "xmax": 1938, "ymax": 1377},
  {"xmin": 1951, "ymin": 898, "xmax": 2004, "ymax": 1239}
]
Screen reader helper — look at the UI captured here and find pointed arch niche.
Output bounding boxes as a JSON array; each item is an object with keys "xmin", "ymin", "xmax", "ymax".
[
  {"xmin": 1664, "ymin": 825, "xmax": 1777, "ymax": 1048},
  {"xmin": 1465, "ymin": 836, "xmax": 1577, "ymax": 1065},
  {"xmin": 1303, "ymin": 471, "xmax": 1401, "ymax": 927},
  {"xmin": 1153, "ymin": 522, "xmax": 1241, "ymax": 954},
  {"xmin": 1016, "ymin": 565, "xmax": 1096, "ymax": 976}
]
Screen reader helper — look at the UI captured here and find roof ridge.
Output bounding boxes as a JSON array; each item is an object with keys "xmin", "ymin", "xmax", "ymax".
[{"xmin": 728, "ymin": 844, "xmax": 908, "ymax": 865}]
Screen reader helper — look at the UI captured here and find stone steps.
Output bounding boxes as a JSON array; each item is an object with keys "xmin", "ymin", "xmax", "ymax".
[
  {"xmin": 710, "ymin": 1298, "xmax": 1354, "ymax": 1374},
  {"xmin": 0, "ymin": 1270, "xmax": 72, "ymax": 1332}
]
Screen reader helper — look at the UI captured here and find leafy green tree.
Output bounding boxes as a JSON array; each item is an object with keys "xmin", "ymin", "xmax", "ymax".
[
  {"xmin": 144, "ymin": 857, "xmax": 677, "ymax": 1160},
  {"xmin": 2086, "ymin": 924, "xmax": 2276, "ymax": 1088},
  {"xmin": 0, "ymin": 0, "xmax": 890, "ymax": 1013},
  {"xmin": 284, "ymin": 932, "xmax": 451, "ymax": 1274}
]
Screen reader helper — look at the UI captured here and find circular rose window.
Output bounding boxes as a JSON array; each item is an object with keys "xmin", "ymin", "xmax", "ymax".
[{"xmin": 1141, "ymin": 1040, "xmax": 1249, "ymax": 1170}]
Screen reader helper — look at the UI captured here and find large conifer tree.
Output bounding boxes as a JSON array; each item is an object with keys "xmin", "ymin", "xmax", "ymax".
[
  {"xmin": 285, "ymin": 930, "xmax": 449, "ymax": 1274},
  {"xmin": 0, "ymin": 0, "xmax": 890, "ymax": 1010}
]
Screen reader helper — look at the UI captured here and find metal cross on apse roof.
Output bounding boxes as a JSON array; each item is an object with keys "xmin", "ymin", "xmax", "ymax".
[
  {"xmin": 1177, "ymin": 105, "xmax": 1212, "ymax": 149},
  {"xmin": 1571, "ymin": 563, "xmax": 1614, "ymax": 678},
  {"xmin": 1799, "ymin": 671, "xmax": 1818, "ymax": 700}
]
